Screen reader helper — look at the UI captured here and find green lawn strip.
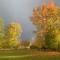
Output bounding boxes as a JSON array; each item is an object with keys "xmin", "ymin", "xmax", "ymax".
[
  {"xmin": 0, "ymin": 49, "xmax": 60, "ymax": 60},
  {"xmin": 0, "ymin": 49, "xmax": 32, "ymax": 56},
  {"xmin": 0, "ymin": 55, "xmax": 60, "ymax": 60}
]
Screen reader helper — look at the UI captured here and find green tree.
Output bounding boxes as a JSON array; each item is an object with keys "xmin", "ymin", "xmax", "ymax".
[{"xmin": 45, "ymin": 29, "xmax": 57, "ymax": 50}]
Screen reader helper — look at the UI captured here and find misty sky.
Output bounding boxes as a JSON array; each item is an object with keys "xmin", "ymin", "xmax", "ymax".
[{"xmin": 0, "ymin": 0, "xmax": 60, "ymax": 40}]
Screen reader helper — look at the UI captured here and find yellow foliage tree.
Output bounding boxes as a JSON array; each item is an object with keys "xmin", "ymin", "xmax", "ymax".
[
  {"xmin": 0, "ymin": 17, "xmax": 4, "ymax": 48},
  {"xmin": 5, "ymin": 22, "xmax": 22, "ymax": 48}
]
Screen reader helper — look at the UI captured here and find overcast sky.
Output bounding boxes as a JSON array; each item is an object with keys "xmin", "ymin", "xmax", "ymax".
[{"xmin": 0, "ymin": 0, "xmax": 60, "ymax": 40}]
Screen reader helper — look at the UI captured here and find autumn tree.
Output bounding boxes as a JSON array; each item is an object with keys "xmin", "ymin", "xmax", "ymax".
[
  {"xmin": 20, "ymin": 40, "xmax": 30, "ymax": 49},
  {"xmin": 30, "ymin": 0, "xmax": 60, "ymax": 50},
  {"xmin": 0, "ymin": 18, "xmax": 4, "ymax": 48},
  {"xmin": 5, "ymin": 22, "xmax": 22, "ymax": 48},
  {"xmin": 30, "ymin": 0, "xmax": 48, "ymax": 49}
]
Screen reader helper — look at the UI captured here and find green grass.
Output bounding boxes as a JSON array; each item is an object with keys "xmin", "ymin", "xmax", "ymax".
[
  {"xmin": 0, "ymin": 49, "xmax": 59, "ymax": 60},
  {"xmin": 0, "ymin": 49, "xmax": 32, "ymax": 56},
  {"xmin": 0, "ymin": 56, "xmax": 60, "ymax": 60}
]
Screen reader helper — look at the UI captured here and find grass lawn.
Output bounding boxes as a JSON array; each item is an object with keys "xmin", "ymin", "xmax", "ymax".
[
  {"xmin": 0, "ymin": 49, "xmax": 33, "ymax": 56},
  {"xmin": 0, "ymin": 55, "xmax": 60, "ymax": 60},
  {"xmin": 0, "ymin": 49, "xmax": 60, "ymax": 60}
]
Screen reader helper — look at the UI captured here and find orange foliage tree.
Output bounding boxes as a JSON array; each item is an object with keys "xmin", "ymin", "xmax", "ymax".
[{"xmin": 30, "ymin": 0, "xmax": 60, "ymax": 49}]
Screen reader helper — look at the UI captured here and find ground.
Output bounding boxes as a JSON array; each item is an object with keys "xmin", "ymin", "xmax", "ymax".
[{"xmin": 0, "ymin": 49, "xmax": 60, "ymax": 60}]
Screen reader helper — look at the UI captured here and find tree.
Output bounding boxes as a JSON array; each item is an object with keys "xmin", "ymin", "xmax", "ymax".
[
  {"xmin": 45, "ymin": 29, "xmax": 56, "ymax": 50},
  {"xmin": 30, "ymin": 5, "xmax": 47, "ymax": 49},
  {"xmin": 30, "ymin": 0, "xmax": 60, "ymax": 50},
  {"xmin": 20, "ymin": 40, "xmax": 30, "ymax": 49},
  {"xmin": 0, "ymin": 17, "xmax": 4, "ymax": 48},
  {"xmin": 5, "ymin": 22, "xmax": 22, "ymax": 48},
  {"xmin": 54, "ymin": 28, "xmax": 60, "ymax": 50}
]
